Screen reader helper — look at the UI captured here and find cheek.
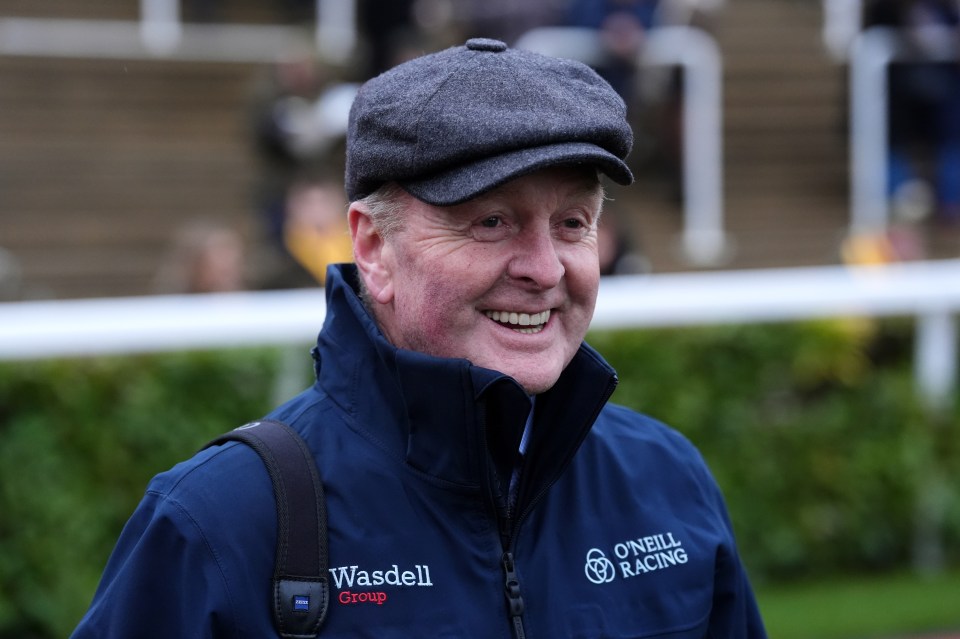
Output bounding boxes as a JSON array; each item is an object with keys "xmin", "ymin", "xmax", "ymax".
[
  {"xmin": 399, "ymin": 295, "xmax": 472, "ymax": 361},
  {"xmin": 393, "ymin": 272, "xmax": 461, "ymax": 343},
  {"xmin": 564, "ymin": 246, "xmax": 601, "ymax": 298}
]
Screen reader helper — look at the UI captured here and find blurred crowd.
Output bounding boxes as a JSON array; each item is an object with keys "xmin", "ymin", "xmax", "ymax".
[
  {"xmin": 229, "ymin": 0, "xmax": 730, "ymax": 292},
  {"xmin": 866, "ymin": 0, "xmax": 960, "ymax": 228},
  {"xmin": 148, "ymin": 0, "xmax": 959, "ymax": 293},
  {"xmin": 842, "ymin": 0, "xmax": 960, "ymax": 266}
]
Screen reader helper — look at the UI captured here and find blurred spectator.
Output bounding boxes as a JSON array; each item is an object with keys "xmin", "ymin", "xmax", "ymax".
[
  {"xmin": 153, "ymin": 220, "xmax": 248, "ymax": 294},
  {"xmin": 340, "ymin": 0, "xmax": 468, "ymax": 78},
  {"xmin": 280, "ymin": 177, "xmax": 353, "ymax": 286},
  {"xmin": 561, "ymin": 0, "xmax": 726, "ymax": 193},
  {"xmin": 840, "ymin": 223, "xmax": 927, "ymax": 265},
  {"xmin": 865, "ymin": 0, "xmax": 960, "ymax": 225},
  {"xmin": 247, "ymin": 52, "xmax": 356, "ymax": 287},
  {"xmin": 842, "ymin": 164, "xmax": 930, "ymax": 266},
  {"xmin": 355, "ymin": 0, "xmax": 464, "ymax": 79},
  {"xmin": 249, "ymin": 52, "xmax": 329, "ymax": 240},
  {"xmin": 565, "ymin": 0, "xmax": 661, "ymax": 104},
  {"xmin": 458, "ymin": 0, "xmax": 569, "ymax": 45},
  {"xmin": 356, "ymin": 0, "xmax": 419, "ymax": 77}
]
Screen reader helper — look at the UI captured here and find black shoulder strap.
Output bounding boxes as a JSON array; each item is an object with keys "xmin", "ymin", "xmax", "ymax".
[{"xmin": 204, "ymin": 419, "xmax": 329, "ymax": 638}]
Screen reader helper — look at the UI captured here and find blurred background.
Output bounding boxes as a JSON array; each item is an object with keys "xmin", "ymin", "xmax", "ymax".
[
  {"xmin": 0, "ymin": 0, "xmax": 958, "ymax": 301},
  {"xmin": 0, "ymin": 0, "xmax": 959, "ymax": 637}
]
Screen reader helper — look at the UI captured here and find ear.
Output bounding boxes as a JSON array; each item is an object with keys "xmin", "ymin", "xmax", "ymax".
[{"xmin": 349, "ymin": 202, "xmax": 394, "ymax": 304}]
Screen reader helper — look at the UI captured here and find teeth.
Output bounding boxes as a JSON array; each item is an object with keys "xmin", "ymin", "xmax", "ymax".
[{"xmin": 485, "ymin": 309, "xmax": 551, "ymax": 332}]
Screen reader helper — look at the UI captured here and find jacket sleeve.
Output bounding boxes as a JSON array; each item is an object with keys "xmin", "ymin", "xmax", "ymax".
[
  {"xmin": 708, "ymin": 520, "xmax": 768, "ymax": 638},
  {"xmin": 702, "ymin": 472, "xmax": 768, "ymax": 638},
  {"xmin": 70, "ymin": 490, "xmax": 239, "ymax": 639}
]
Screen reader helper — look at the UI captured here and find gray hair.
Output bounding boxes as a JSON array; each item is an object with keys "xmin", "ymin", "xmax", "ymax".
[{"xmin": 356, "ymin": 182, "xmax": 408, "ymax": 239}]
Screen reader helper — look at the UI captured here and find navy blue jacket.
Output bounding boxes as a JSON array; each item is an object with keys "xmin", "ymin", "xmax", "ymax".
[{"xmin": 72, "ymin": 264, "xmax": 766, "ymax": 638}]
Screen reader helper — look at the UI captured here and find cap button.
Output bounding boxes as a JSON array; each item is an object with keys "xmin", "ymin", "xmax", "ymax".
[{"xmin": 465, "ymin": 38, "xmax": 507, "ymax": 53}]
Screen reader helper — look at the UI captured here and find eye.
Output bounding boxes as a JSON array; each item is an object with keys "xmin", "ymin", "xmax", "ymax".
[
  {"xmin": 470, "ymin": 213, "xmax": 512, "ymax": 241},
  {"xmin": 555, "ymin": 213, "xmax": 593, "ymax": 241}
]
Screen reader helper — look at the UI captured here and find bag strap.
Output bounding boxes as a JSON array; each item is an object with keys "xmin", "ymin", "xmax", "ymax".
[{"xmin": 204, "ymin": 419, "xmax": 329, "ymax": 638}]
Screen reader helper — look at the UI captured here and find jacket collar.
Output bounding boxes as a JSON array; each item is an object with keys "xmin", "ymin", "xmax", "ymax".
[{"xmin": 314, "ymin": 264, "xmax": 618, "ymax": 493}]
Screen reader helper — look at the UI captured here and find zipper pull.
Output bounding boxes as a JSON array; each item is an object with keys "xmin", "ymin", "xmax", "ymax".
[{"xmin": 501, "ymin": 552, "xmax": 526, "ymax": 639}]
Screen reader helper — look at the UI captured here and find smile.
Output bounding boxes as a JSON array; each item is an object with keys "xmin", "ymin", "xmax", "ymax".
[{"xmin": 484, "ymin": 309, "xmax": 551, "ymax": 334}]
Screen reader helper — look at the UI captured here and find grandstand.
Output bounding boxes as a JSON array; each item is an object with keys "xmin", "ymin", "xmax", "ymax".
[{"xmin": 0, "ymin": 0, "xmax": 957, "ymax": 300}]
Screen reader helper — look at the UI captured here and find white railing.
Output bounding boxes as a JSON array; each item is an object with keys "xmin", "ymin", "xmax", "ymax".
[
  {"xmin": 821, "ymin": 0, "xmax": 863, "ymax": 62},
  {"xmin": 139, "ymin": 0, "xmax": 356, "ymax": 62},
  {"xmin": 849, "ymin": 27, "xmax": 960, "ymax": 235},
  {"xmin": 2, "ymin": 260, "xmax": 958, "ymax": 413},
  {"xmin": 0, "ymin": 0, "xmax": 357, "ymax": 62},
  {"xmin": 642, "ymin": 27, "xmax": 727, "ymax": 266},
  {"xmin": 516, "ymin": 26, "xmax": 728, "ymax": 267}
]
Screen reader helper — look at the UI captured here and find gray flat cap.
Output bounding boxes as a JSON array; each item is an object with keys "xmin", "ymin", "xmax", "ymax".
[{"xmin": 345, "ymin": 38, "xmax": 634, "ymax": 206}]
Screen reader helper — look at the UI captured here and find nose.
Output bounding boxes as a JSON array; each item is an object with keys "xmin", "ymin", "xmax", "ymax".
[{"xmin": 506, "ymin": 226, "xmax": 565, "ymax": 289}]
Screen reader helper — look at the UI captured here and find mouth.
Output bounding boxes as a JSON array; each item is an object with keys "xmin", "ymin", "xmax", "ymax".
[{"xmin": 483, "ymin": 309, "xmax": 551, "ymax": 334}]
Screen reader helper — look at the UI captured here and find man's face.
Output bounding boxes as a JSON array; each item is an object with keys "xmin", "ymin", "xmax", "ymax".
[{"xmin": 358, "ymin": 167, "xmax": 604, "ymax": 394}]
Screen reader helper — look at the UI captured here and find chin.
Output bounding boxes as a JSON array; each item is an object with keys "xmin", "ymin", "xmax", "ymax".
[
  {"xmin": 476, "ymin": 349, "xmax": 568, "ymax": 395},
  {"xmin": 512, "ymin": 372, "xmax": 562, "ymax": 396},
  {"xmin": 491, "ymin": 354, "xmax": 569, "ymax": 395}
]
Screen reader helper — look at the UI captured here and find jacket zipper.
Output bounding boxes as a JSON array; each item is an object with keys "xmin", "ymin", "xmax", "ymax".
[
  {"xmin": 497, "ymin": 469, "xmax": 527, "ymax": 639},
  {"xmin": 501, "ymin": 551, "xmax": 526, "ymax": 639},
  {"xmin": 493, "ymin": 376, "xmax": 618, "ymax": 639}
]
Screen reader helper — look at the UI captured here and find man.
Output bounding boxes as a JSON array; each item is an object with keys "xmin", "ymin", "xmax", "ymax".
[{"xmin": 73, "ymin": 38, "xmax": 766, "ymax": 638}]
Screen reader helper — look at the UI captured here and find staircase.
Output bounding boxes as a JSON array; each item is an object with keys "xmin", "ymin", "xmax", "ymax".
[
  {"xmin": 719, "ymin": 0, "xmax": 855, "ymax": 269},
  {"xmin": 1, "ymin": 0, "xmax": 957, "ymax": 300},
  {"xmin": 625, "ymin": 0, "xmax": 853, "ymax": 273},
  {"xmin": 0, "ymin": 54, "xmax": 263, "ymax": 299},
  {"xmin": 0, "ymin": 0, "xmax": 302, "ymax": 300}
]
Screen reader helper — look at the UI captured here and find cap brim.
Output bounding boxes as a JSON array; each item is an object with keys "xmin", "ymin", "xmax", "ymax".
[{"xmin": 400, "ymin": 142, "xmax": 634, "ymax": 207}]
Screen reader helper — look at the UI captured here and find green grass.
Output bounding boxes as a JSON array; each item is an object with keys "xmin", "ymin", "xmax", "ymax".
[{"xmin": 756, "ymin": 570, "xmax": 960, "ymax": 639}]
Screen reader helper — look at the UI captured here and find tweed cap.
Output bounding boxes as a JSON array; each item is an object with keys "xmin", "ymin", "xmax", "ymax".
[{"xmin": 345, "ymin": 38, "xmax": 633, "ymax": 206}]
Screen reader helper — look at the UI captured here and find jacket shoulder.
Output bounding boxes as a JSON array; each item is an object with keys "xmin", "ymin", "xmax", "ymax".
[
  {"xmin": 71, "ymin": 442, "xmax": 279, "ymax": 638},
  {"xmin": 591, "ymin": 402, "xmax": 703, "ymax": 460},
  {"xmin": 585, "ymin": 403, "xmax": 725, "ymax": 505},
  {"xmin": 150, "ymin": 441, "xmax": 274, "ymax": 512}
]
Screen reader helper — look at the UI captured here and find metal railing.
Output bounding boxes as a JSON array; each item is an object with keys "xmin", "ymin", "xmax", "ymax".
[
  {"xmin": 642, "ymin": 26, "xmax": 727, "ymax": 266},
  {"xmin": 0, "ymin": 0, "xmax": 357, "ymax": 62},
  {"xmin": 849, "ymin": 27, "xmax": 960, "ymax": 235},
  {"xmin": 139, "ymin": 0, "xmax": 357, "ymax": 62},
  {"xmin": 2, "ymin": 259, "xmax": 958, "ymax": 413}
]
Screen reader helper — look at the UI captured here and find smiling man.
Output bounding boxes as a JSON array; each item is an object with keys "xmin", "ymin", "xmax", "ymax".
[
  {"xmin": 73, "ymin": 39, "xmax": 766, "ymax": 638},
  {"xmin": 351, "ymin": 168, "xmax": 603, "ymax": 395}
]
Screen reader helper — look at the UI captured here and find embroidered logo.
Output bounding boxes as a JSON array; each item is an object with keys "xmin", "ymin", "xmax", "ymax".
[
  {"xmin": 328, "ymin": 563, "xmax": 434, "ymax": 606},
  {"xmin": 338, "ymin": 591, "xmax": 388, "ymax": 605},
  {"xmin": 584, "ymin": 548, "xmax": 616, "ymax": 584},
  {"xmin": 585, "ymin": 531, "xmax": 688, "ymax": 584}
]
